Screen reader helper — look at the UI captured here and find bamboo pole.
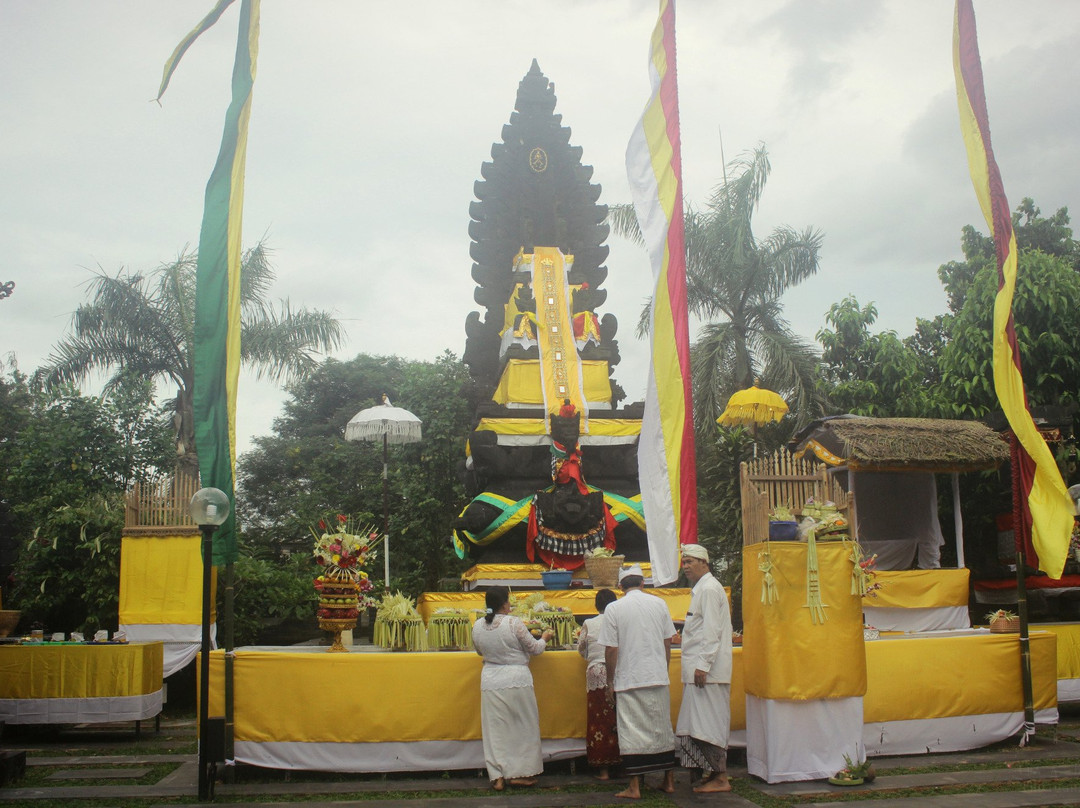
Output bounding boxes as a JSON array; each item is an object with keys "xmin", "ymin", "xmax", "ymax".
[{"xmin": 1009, "ymin": 432, "xmax": 1036, "ymax": 745}]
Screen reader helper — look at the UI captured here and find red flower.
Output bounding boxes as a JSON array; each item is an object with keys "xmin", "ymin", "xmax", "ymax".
[
  {"xmin": 337, "ymin": 514, "xmax": 347, "ymax": 524},
  {"xmin": 318, "ymin": 520, "xmax": 326, "ymax": 531}
]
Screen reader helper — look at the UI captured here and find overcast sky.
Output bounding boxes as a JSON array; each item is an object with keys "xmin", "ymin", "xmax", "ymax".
[{"xmin": 3, "ymin": 1, "xmax": 1078, "ymax": 456}]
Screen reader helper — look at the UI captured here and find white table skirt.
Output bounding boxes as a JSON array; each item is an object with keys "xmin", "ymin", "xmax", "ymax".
[
  {"xmin": 233, "ymin": 737, "xmax": 584, "ymax": 773},
  {"xmin": 862, "ymin": 605, "xmax": 970, "ymax": 632},
  {"xmin": 119, "ymin": 622, "xmax": 216, "ymax": 678},
  {"xmin": 864, "ymin": 708, "xmax": 1058, "ymax": 755},
  {"xmin": 746, "ymin": 695, "xmax": 865, "ymax": 783},
  {"xmin": 0, "ymin": 691, "xmax": 162, "ymax": 725},
  {"xmin": 1059, "ymin": 679, "xmax": 1080, "ymax": 704}
]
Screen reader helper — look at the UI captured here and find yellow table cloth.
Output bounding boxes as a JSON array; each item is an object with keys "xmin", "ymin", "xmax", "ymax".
[
  {"xmin": 417, "ymin": 587, "xmax": 691, "ymax": 621},
  {"xmin": 204, "ymin": 629, "xmax": 1056, "ymax": 772},
  {"xmin": 0, "ymin": 641, "xmax": 164, "ymax": 724}
]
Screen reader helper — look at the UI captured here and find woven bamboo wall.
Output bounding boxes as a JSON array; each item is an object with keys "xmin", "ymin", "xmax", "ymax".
[
  {"xmin": 739, "ymin": 450, "xmax": 853, "ymax": 545},
  {"xmin": 125, "ymin": 469, "xmax": 200, "ymax": 528}
]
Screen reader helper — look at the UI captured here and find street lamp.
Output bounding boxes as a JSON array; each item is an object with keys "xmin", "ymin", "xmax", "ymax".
[{"xmin": 190, "ymin": 487, "xmax": 230, "ymax": 801}]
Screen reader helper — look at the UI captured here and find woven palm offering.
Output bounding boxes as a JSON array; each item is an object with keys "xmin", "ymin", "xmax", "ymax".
[
  {"xmin": 374, "ymin": 591, "xmax": 428, "ymax": 651},
  {"xmin": 427, "ymin": 608, "xmax": 472, "ymax": 650}
]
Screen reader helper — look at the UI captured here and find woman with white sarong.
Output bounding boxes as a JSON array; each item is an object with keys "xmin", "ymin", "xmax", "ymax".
[{"xmin": 472, "ymin": 586, "xmax": 554, "ymax": 791}]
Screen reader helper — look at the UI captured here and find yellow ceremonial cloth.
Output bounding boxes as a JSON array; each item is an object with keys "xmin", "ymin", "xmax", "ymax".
[
  {"xmin": 492, "ymin": 360, "xmax": 612, "ymax": 408},
  {"xmin": 417, "ymin": 587, "xmax": 691, "ymax": 622},
  {"xmin": 206, "ymin": 648, "xmax": 737, "ymax": 744},
  {"xmin": 868, "ymin": 569, "xmax": 970, "ymax": 608},
  {"xmin": 0, "ymin": 642, "xmax": 164, "ymax": 699},
  {"xmin": 864, "ymin": 632, "xmax": 1057, "ymax": 721},
  {"xmin": 460, "ymin": 562, "xmax": 651, "ymax": 583},
  {"xmin": 742, "ymin": 541, "xmax": 866, "ymax": 700},
  {"xmin": 475, "ymin": 418, "xmax": 641, "ymax": 439},
  {"xmin": 119, "ymin": 532, "xmax": 216, "ymax": 624},
  {"xmin": 529, "ymin": 247, "xmax": 586, "ymax": 417},
  {"xmin": 1038, "ymin": 623, "xmax": 1080, "ymax": 680}
]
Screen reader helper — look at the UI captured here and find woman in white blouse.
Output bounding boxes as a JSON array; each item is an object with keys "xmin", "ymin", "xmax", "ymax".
[{"xmin": 472, "ymin": 586, "xmax": 554, "ymax": 791}]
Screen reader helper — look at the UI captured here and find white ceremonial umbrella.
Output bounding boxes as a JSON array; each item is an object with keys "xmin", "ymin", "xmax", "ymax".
[{"xmin": 345, "ymin": 395, "xmax": 423, "ymax": 588}]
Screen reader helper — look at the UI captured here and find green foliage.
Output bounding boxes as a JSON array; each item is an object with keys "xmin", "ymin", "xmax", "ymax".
[
  {"xmin": 696, "ymin": 426, "xmax": 755, "ymax": 580},
  {"xmin": 1, "ymin": 368, "xmax": 172, "ymax": 631},
  {"xmin": 939, "ymin": 249, "xmax": 1080, "ymax": 421},
  {"xmin": 816, "ymin": 296, "xmax": 935, "ymax": 417},
  {"xmin": 36, "ymin": 239, "xmax": 344, "ymax": 473},
  {"xmin": 226, "ymin": 552, "xmax": 317, "ymax": 647},
  {"xmin": 238, "ymin": 351, "xmax": 476, "ymax": 597}
]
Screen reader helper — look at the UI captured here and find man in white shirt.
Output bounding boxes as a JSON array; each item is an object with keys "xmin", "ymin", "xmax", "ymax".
[
  {"xmin": 676, "ymin": 543, "xmax": 733, "ymax": 793},
  {"xmin": 599, "ymin": 564, "xmax": 677, "ymax": 799}
]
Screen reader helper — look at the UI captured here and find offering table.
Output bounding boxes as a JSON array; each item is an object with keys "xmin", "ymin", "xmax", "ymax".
[
  {"xmin": 206, "ymin": 630, "xmax": 1056, "ymax": 774},
  {"xmin": 0, "ymin": 641, "xmax": 163, "ymax": 726}
]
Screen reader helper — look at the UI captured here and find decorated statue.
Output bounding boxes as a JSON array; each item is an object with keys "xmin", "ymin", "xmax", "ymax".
[{"xmin": 453, "ymin": 61, "xmax": 646, "ymax": 566}]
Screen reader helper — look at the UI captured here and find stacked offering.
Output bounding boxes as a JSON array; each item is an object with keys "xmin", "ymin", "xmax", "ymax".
[{"xmin": 315, "ymin": 574, "xmax": 359, "ymax": 622}]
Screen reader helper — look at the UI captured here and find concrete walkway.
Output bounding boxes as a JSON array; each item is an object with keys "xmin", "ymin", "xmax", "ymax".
[{"xmin": 2, "ymin": 717, "xmax": 1080, "ymax": 806}]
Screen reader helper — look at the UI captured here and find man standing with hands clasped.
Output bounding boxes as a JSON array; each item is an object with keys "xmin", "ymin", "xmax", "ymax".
[
  {"xmin": 676, "ymin": 543, "xmax": 733, "ymax": 793},
  {"xmin": 599, "ymin": 564, "xmax": 677, "ymax": 799}
]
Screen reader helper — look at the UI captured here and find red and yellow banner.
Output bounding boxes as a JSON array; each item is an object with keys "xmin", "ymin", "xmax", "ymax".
[
  {"xmin": 626, "ymin": 0, "xmax": 697, "ymax": 584},
  {"xmin": 953, "ymin": 0, "xmax": 1073, "ymax": 579}
]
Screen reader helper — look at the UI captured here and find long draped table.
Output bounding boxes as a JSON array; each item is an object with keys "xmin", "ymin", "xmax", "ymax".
[
  {"xmin": 0, "ymin": 641, "xmax": 163, "ymax": 725},
  {"xmin": 205, "ymin": 630, "xmax": 1057, "ymax": 773}
]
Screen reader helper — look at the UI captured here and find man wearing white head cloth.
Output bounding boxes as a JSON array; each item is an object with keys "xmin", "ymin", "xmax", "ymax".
[
  {"xmin": 598, "ymin": 563, "xmax": 677, "ymax": 799},
  {"xmin": 676, "ymin": 543, "xmax": 733, "ymax": 793}
]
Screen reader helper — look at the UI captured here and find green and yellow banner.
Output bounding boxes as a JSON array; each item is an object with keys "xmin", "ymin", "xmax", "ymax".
[{"xmin": 158, "ymin": 0, "xmax": 261, "ymax": 564}]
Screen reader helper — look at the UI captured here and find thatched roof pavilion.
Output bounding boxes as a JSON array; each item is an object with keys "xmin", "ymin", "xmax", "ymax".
[{"xmin": 790, "ymin": 415, "xmax": 1009, "ymax": 473}]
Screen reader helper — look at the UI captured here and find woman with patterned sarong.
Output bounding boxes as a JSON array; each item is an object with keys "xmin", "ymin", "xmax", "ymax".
[{"xmin": 576, "ymin": 588, "xmax": 621, "ymax": 779}]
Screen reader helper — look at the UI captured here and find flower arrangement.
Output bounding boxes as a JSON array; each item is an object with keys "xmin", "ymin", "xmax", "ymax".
[
  {"xmin": 585, "ymin": 546, "xmax": 616, "ymax": 558},
  {"xmin": 985, "ymin": 609, "xmax": 1020, "ymax": 633},
  {"xmin": 311, "ymin": 514, "xmax": 381, "ymax": 574}
]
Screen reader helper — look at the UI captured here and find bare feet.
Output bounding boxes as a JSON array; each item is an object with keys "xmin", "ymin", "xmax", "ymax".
[
  {"xmin": 616, "ymin": 775, "xmax": 642, "ymax": 799},
  {"xmin": 656, "ymin": 770, "xmax": 676, "ymax": 793},
  {"xmin": 693, "ymin": 774, "xmax": 732, "ymax": 793},
  {"xmin": 594, "ymin": 767, "xmax": 610, "ymax": 781},
  {"xmin": 508, "ymin": 777, "xmax": 537, "ymax": 787},
  {"xmin": 492, "ymin": 777, "xmax": 505, "ymax": 791}
]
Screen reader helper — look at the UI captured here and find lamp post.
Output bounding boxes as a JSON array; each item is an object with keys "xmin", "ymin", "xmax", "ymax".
[{"xmin": 190, "ymin": 487, "xmax": 230, "ymax": 801}]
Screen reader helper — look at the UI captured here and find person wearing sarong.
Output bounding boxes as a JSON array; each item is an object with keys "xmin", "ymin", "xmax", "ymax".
[
  {"xmin": 675, "ymin": 543, "xmax": 733, "ymax": 793},
  {"xmin": 576, "ymin": 588, "xmax": 621, "ymax": 779},
  {"xmin": 472, "ymin": 586, "xmax": 554, "ymax": 792},
  {"xmin": 598, "ymin": 565, "xmax": 677, "ymax": 799}
]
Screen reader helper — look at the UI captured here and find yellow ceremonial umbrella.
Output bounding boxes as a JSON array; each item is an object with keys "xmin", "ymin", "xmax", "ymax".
[{"xmin": 717, "ymin": 381, "xmax": 789, "ymax": 427}]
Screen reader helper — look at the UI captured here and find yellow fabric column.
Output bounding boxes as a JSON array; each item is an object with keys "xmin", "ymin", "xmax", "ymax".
[{"xmin": 742, "ymin": 540, "xmax": 866, "ymax": 700}]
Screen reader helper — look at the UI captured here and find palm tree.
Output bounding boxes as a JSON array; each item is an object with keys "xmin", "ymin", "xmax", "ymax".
[
  {"xmin": 610, "ymin": 144, "xmax": 826, "ymax": 435},
  {"xmin": 39, "ymin": 239, "xmax": 344, "ymax": 474}
]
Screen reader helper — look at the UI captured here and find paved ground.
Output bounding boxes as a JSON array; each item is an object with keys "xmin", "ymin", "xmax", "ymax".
[{"xmin": 2, "ymin": 710, "xmax": 1080, "ymax": 806}]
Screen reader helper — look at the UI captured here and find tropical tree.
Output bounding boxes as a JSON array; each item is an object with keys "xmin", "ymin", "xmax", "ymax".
[
  {"xmin": 2, "ymin": 369, "xmax": 173, "ymax": 633},
  {"xmin": 816, "ymin": 296, "xmax": 936, "ymax": 417},
  {"xmin": 238, "ymin": 351, "xmax": 477, "ymax": 596},
  {"xmin": 37, "ymin": 240, "xmax": 344, "ymax": 475},
  {"xmin": 610, "ymin": 144, "xmax": 827, "ymax": 436}
]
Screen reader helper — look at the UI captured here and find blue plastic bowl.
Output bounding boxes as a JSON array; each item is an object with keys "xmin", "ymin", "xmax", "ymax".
[
  {"xmin": 540, "ymin": 570, "xmax": 573, "ymax": 590},
  {"xmin": 768, "ymin": 520, "xmax": 799, "ymax": 541}
]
